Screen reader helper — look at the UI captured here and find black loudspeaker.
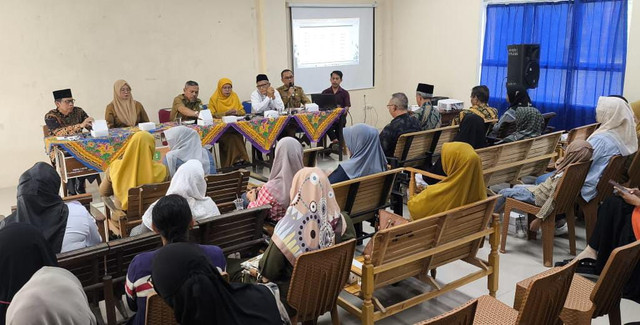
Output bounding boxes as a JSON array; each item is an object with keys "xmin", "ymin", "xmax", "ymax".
[{"xmin": 507, "ymin": 44, "xmax": 540, "ymax": 89}]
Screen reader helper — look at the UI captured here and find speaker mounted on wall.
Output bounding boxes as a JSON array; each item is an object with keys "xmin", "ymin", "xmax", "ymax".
[{"xmin": 507, "ymin": 44, "xmax": 540, "ymax": 89}]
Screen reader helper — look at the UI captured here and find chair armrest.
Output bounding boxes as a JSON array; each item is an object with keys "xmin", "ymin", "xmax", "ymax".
[
  {"xmin": 386, "ymin": 157, "xmax": 399, "ymax": 169},
  {"xmin": 404, "ymin": 167, "xmax": 446, "ymax": 198},
  {"xmin": 90, "ymin": 204, "xmax": 106, "ymax": 222},
  {"xmin": 102, "ymin": 196, "xmax": 126, "ymax": 221}
]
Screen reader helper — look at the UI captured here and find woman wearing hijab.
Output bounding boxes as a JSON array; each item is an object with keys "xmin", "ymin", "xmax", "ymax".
[
  {"xmin": 208, "ymin": 78, "xmax": 250, "ymax": 168},
  {"xmin": 580, "ymin": 96, "xmax": 638, "ymax": 203},
  {"xmin": 162, "ymin": 125, "xmax": 216, "ymax": 177},
  {"xmin": 408, "ymin": 142, "xmax": 487, "ymax": 220},
  {"xmin": 6, "ymin": 266, "xmax": 96, "ymax": 325},
  {"xmin": 499, "ymin": 105, "xmax": 545, "ymax": 143},
  {"xmin": 126, "ymin": 195, "xmax": 226, "ymax": 325},
  {"xmin": 2, "ymin": 162, "xmax": 101, "ymax": 253},
  {"xmin": 328, "ymin": 123, "xmax": 388, "ymax": 184},
  {"xmin": 495, "ymin": 140, "xmax": 593, "ymax": 232},
  {"xmin": 105, "ymin": 80, "xmax": 149, "ymax": 128},
  {"xmin": 422, "ymin": 114, "xmax": 488, "ymax": 184},
  {"xmin": 99, "ymin": 131, "xmax": 168, "ymax": 211},
  {"xmin": 247, "ymin": 137, "xmax": 303, "ymax": 222},
  {"xmin": 152, "ymin": 242, "xmax": 286, "ymax": 325},
  {"xmin": 490, "ymin": 84, "xmax": 533, "ymax": 137},
  {"xmin": 130, "ymin": 159, "xmax": 221, "ymax": 235},
  {"xmin": 631, "ymin": 100, "xmax": 640, "ymax": 140},
  {"xmin": 0, "ymin": 223, "xmax": 58, "ymax": 324},
  {"xmin": 259, "ymin": 167, "xmax": 356, "ymax": 315}
]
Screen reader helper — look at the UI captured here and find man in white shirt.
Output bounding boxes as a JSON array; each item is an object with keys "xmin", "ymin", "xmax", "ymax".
[{"xmin": 250, "ymin": 74, "xmax": 284, "ymax": 113}]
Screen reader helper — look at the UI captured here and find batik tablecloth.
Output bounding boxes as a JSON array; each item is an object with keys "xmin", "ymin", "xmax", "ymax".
[{"xmin": 44, "ymin": 108, "xmax": 345, "ymax": 172}]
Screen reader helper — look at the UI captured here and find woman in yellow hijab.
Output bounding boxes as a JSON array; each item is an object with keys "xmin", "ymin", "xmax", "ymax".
[
  {"xmin": 99, "ymin": 131, "xmax": 168, "ymax": 210},
  {"xmin": 408, "ymin": 142, "xmax": 487, "ymax": 220},
  {"xmin": 208, "ymin": 78, "xmax": 249, "ymax": 167}
]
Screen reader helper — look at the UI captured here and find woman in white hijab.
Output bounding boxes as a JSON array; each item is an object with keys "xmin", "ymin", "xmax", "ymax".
[
  {"xmin": 130, "ymin": 159, "xmax": 221, "ymax": 235},
  {"xmin": 163, "ymin": 125, "xmax": 217, "ymax": 177},
  {"xmin": 581, "ymin": 96, "xmax": 638, "ymax": 202},
  {"xmin": 6, "ymin": 266, "xmax": 96, "ymax": 325}
]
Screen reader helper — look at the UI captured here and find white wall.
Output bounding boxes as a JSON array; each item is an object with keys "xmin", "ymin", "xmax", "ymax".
[{"xmin": 0, "ymin": 0, "xmax": 638, "ymax": 190}]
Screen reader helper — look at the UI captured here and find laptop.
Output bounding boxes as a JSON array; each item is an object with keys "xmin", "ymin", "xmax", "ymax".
[{"xmin": 311, "ymin": 93, "xmax": 337, "ymax": 111}]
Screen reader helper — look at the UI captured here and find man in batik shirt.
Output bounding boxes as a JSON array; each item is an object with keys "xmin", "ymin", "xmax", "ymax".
[{"xmin": 413, "ymin": 83, "xmax": 441, "ymax": 130}]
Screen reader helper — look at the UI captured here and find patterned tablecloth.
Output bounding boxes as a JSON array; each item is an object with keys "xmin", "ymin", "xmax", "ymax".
[{"xmin": 44, "ymin": 108, "xmax": 344, "ymax": 172}]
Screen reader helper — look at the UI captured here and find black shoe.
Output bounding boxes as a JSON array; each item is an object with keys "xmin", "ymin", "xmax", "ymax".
[
  {"xmin": 67, "ymin": 179, "xmax": 77, "ymax": 196},
  {"xmin": 75, "ymin": 179, "xmax": 86, "ymax": 194},
  {"xmin": 554, "ymin": 258, "xmax": 597, "ymax": 275}
]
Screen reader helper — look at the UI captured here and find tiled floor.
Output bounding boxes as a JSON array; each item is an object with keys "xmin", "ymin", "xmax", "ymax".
[{"xmin": 2, "ymin": 153, "xmax": 639, "ymax": 324}]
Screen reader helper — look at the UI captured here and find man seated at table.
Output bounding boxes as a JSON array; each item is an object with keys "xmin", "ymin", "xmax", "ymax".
[
  {"xmin": 170, "ymin": 80, "xmax": 202, "ymax": 122},
  {"xmin": 277, "ymin": 69, "xmax": 310, "ymax": 140},
  {"xmin": 44, "ymin": 88, "xmax": 95, "ymax": 195},
  {"xmin": 322, "ymin": 70, "xmax": 351, "ymax": 149},
  {"xmin": 277, "ymin": 69, "xmax": 310, "ymax": 111},
  {"xmin": 250, "ymin": 74, "xmax": 284, "ymax": 113},
  {"xmin": 379, "ymin": 92, "xmax": 422, "ymax": 157},
  {"xmin": 413, "ymin": 83, "xmax": 441, "ymax": 130}
]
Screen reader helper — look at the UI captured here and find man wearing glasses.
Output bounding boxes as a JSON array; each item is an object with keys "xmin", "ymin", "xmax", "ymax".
[
  {"xmin": 250, "ymin": 74, "xmax": 284, "ymax": 113},
  {"xmin": 44, "ymin": 88, "xmax": 95, "ymax": 194},
  {"xmin": 379, "ymin": 92, "xmax": 421, "ymax": 157}
]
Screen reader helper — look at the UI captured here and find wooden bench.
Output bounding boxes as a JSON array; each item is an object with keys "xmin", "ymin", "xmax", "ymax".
[
  {"xmin": 337, "ymin": 196, "xmax": 500, "ymax": 324},
  {"xmin": 57, "ymin": 205, "xmax": 270, "ymax": 325},
  {"xmin": 332, "ymin": 169, "xmax": 403, "ymax": 239},
  {"xmin": 566, "ymin": 123, "xmax": 599, "ymax": 145},
  {"xmin": 204, "ymin": 169, "xmax": 250, "ymax": 213},
  {"xmin": 389, "ymin": 125, "xmax": 459, "ymax": 168}
]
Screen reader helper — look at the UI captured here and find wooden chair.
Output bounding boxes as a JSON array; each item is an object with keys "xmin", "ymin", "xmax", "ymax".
[
  {"xmin": 303, "ymin": 146, "xmax": 323, "ymax": 167},
  {"xmin": 288, "ymin": 239, "xmax": 357, "ymax": 324},
  {"xmin": 331, "ymin": 169, "xmax": 402, "ymax": 239},
  {"xmin": 626, "ymin": 152, "xmax": 640, "ymax": 188},
  {"xmin": 418, "ymin": 261, "xmax": 577, "ymax": 325},
  {"xmin": 338, "ymin": 197, "xmax": 500, "ymax": 324},
  {"xmin": 145, "ymin": 292, "xmax": 178, "ymax": 325},
  {"xmin": 388, "ymin": 125, "xmax": 459, "ymax": 168},
  {"xmin": 578, "ymin": 155, "xmax": 626, "ymax": 242},
  {"xmin": 102, "ymin": 181, "xmax": 171, "ymax": 238},
  {"xmin": 566, "ymin": 123, "xmax": 600, "ymax": 145},
  {"xmin": 204, "ymin": 169, "xmax": 250, "ymax": 213},
  {"xmin": 193, "ymin": 205, "xmax": 269, "ymax": 257},
  {"xmin": 515, "ymin": 240, "xmax": 640, "ymax": 325},
  {"xmin": 500, "ymin": 160, "xmax": 592, "ymax": 267}
]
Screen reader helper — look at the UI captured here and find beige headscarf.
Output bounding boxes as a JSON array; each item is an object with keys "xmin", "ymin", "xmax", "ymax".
[
  {"xmin": 589, "ymin": 96, "xmax": 638, "ymax": 156},
  {"xmin": 6, "ymin": 266, "xmax": 96, "ymax": 325},
  {"xmin": 554, "ymin": 140, "xmax": 593, "ymax": 175},
  {"xmin": 631, "ymin": 100, "xmax": 640, "ymax": 137},
  {"xmin": 111, "ymin": 79, "xmax": 138, "ymax": 127}
]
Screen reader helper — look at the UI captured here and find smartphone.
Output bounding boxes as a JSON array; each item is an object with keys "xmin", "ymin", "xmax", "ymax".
[{"xmin": 609, "ymin": 179, "xmax": 633, "ymax": 195}]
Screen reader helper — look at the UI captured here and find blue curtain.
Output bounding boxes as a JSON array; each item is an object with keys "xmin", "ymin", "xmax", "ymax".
[{"xmin": 480, "ymin": 0, "xmax": 628, "ymax": 130}]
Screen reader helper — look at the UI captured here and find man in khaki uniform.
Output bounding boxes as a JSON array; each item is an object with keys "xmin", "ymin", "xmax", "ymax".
[
  {"xmin": 276, "ymin": 69, "xmax": 310, "ymax": 110},
  {"xmin": 170, "ymin": 80, "xmax": 202, "ymax": 122}
]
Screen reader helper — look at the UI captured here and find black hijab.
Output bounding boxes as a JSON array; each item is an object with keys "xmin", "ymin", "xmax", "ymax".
[
  {"xmin": 454, "ymin": 114, "xmax": 488, "ymax": 149},
  {"xmin": 151, "ymin": 243, "xmax": 283, "ymax": 325},
  {"xmin": 3, "ymin": 162, "xmax": 68, "ymax": 253},
  {"xmin": 506, "ymin": 84, "xmax": 532, "ymax": 109},
  {"xmin": 0, "ymin": 223, "xmax": 58, "ymax": 324}
]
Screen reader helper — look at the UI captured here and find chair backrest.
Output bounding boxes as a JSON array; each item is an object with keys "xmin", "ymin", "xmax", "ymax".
[
  {"xmin": 303, "ymin": 147, "xmax": 323, "ymax": 167},
  {"xmin": 416, "ymin": 299, "xmax": 478, "ymax": 325},
  {"xmin": 11, "ymin": 193, "xmax": 93, "ymax": 214},
  {"xmin": 476, "ymin": 131, "xmax": 562, "ymax": 187},
  {"xmin": 550, "ymin": 160, "xmax": 592, "ymax": 214},
  {"xmin": 626, "ymin": 152, "xmax": 640, "ymax": 188},
  {"xmin": 205, "ymin": 169, "xmax": 250, "ymax": 213},
  {"xmin": 591, "ymin": 240, "xmax": 640, "ymax": 318},
  {"xmin": 367, "ymin": 196, "xmax": 497, "ymax": 288},
  {"xmin": 242, "ymin": 100, "xmax": 252, "ymax": 114},
  {"xmin": 158, "ymin": 108, "xmax": 172, "ymax": 123},
  {"xmin": 542, "ymin": 112, "xmax": 556, "ymax": 130},
  {"xmin": 516, "ymin": 261, "xmax": 578, "ymax": 324},
  {"xmin": 287, "ymin": 239, "xmax": 357, "ymax": 322},
  {"xmin": 393, "ymin": 125, "xmax": 459, "ymax": 167},
  {"xmin": 104, "ymin": 232, "xmax": 163, "ymax": 282},
  {"xmin": 593, "ymin": 155, "xmax": 626, "ymax": 203},
  {"xmin": 145, "ymin": 292, "xmax": 178, "ymax": 325},
  {"xmin": 194, "ymin": 205, "xmax": 269, "ymax": 256},
  {"xmin": 332, "ymin": 169, "xmax": 400, "ymax": 225},
  {"xmin": 566, "ymin": 123, "xmax": 600, "ymax": 145},
  {"xmin": 123, "ymin": 181, "xmax": 172, "ymax": 236},
  {"xmin": 57, "ymin": 243, "xmax": 110, "ymax": 305}
]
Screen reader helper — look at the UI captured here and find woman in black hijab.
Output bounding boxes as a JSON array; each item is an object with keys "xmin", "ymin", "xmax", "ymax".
[
  {"xmin": 151, "ymin": 242, "xmax": 286, "ymax": 325},
  {"xmin": 422, "ymin": 114, "xmax": 488, "ymax": 183},
  {"xmin": 2, "ymin": 162, "xmax": 68, "ymax": 253},
  {"xmin": 0, "ymin": 223, "xmax": 58, "ymax": 324},
  {"xmin": 490, "ymin": 84, "xmax": 534, "ymax": 137}
]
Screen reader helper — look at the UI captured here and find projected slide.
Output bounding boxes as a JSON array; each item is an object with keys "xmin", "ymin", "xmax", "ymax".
[{"xmin": 292, "ymin": 18, "xmax": 360, "ymax": 69}]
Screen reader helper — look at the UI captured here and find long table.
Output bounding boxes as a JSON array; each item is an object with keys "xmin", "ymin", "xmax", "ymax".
[{"xmin": 44, "ymin": 108, "xmax": 345, "ymax": 173}]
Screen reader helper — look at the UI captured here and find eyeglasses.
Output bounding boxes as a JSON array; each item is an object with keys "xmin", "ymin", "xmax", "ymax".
[
  {"xmin": 257, "ymin": 83, "xmax": 270, "ymax": 89},
  {"xmin": 120, "ymin": 88, "xmax": 131, "ymax": 93},
  {"xmin": 62, "ymin": 99, "xmax": 75, "ymax": 104},
  {"xmin": 283, "ymin": 75, "xmax": 294, "ymax": 80},
  {"xmin": 386, "ymin": 104, "xmax": 395, "ymax": 108},
  {"xmin": 222, "ymin": 85, "xmax": 233, "ymax": 90}
]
